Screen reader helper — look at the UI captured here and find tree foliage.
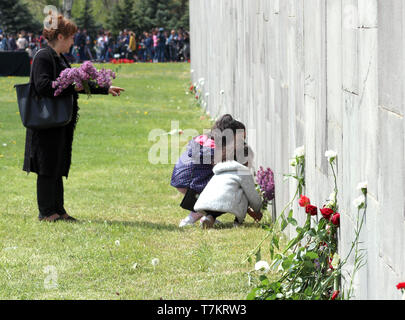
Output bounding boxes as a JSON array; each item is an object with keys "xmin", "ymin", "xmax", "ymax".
[
  {"xmin": 73, "ymin": 0, "xmax": 101, "ymax": 39},
  {"xmin": 0, "ymin": 0, "xmax": 42, "ymax": 34}
]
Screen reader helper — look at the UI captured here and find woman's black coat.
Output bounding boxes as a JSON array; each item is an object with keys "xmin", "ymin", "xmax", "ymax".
[{"xmin": 23, "ymin": 46, "xmax": 109, "ymax": 178}]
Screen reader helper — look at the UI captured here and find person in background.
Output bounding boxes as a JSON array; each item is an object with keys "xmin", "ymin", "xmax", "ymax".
[
  {"xmin": 144, "ymin": 32, "xmax": 153, "ymax": 62},
  {"xmin": 96, "ymin": 32, "xmax": 105, "ymax": 61},
  {"xmin": 16, "ymin": 33, "xmax": 28, "ymax": 51},
  {"xmin": 128, "ymin": 31, "xmax": 136, "ymax": 60},
  {"xmin": 82, "ymin": 29, "xmax": 92, "ymax": 61},
  {"xmin": 156, "ymin": 28, "xmax": 166, "ymax": 62},
  {"xmin": 138, "ymin": 33, "xmax": 146, "ymax": 62},
  {"xmin": 8, "ymin": 34, "xmax": 17, "ymax": 51},
  {"xmin": 183, "ymin": 31, "xmax": 190, "ymax": 61},
  {"xmin": 0, "ymin": 34, "xmax": 9, "ymax": 51},
  {"xmin": 176, "ymin": 31, "xmax": 184, "ymax": 61},
  {"xmin": 152, "ymin": 29, "xmax": 158, "ymax": 62},
  {"xmin": 167, "ymin": 30, "xmax": 177, "ymax": 62}
]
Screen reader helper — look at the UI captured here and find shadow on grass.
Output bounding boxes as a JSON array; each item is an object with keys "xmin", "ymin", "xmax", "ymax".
[
  {"xmin": 83, "ymin": 218, "xmax": 262, "ymax": 231},
  {"xmin": 81, "ymin": 219, "xmax": 181, "ymax": 231}
]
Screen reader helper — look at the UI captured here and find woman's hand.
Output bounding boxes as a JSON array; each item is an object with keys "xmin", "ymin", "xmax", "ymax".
[
  {"xmin": 108, "ymin": 86, "xmax": 125, "ymax": 96},
  {"xmin": 247, "ymin": 207, "xmax": 263, "ymax": 222}
]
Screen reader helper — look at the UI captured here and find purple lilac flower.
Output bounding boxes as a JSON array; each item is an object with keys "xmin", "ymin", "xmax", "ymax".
[
  {"xmin": 52, "ymin": 61, "xmax": 115, "ymax": 96},
  {"xmin": 256, "ymin": 166, "xmax": 275, "ymax": 205}
]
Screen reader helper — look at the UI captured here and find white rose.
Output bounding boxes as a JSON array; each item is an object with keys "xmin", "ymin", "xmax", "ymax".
[
  {"xmin": 115, "ymin": 240, "xmax": 120, "ymax": 246},
  {"xmin": 151, "ymin": 258, "xmax": 160, "ymax": 267},
  {"xmin": 255, "ymin": 260, "xmax": 270, "ymax": 274}
]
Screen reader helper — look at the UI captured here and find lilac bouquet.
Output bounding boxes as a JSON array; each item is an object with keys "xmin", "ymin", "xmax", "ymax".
[
  {"xmin": 256, "ymin": 166, "xmax": 275, "ymax": 211},
  {"xmin": 52, "ymin": 61, "xmax": 116, "ymax": 97}
]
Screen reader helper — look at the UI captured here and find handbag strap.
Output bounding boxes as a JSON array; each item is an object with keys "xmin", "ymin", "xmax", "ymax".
[{"xmin": 30, "ymin": 47, "xmax": 58, "ymax": 92}]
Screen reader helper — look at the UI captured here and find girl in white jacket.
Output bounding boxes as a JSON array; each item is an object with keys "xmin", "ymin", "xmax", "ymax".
[{"xmin": 194, "ymin": 145, "xmax": 263, "ymax": 228}]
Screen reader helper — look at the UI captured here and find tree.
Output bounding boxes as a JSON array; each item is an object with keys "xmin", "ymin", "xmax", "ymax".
[
  {"xmin": 74, "ymin": 0, "xmax": 100, "ymax": 39},
  {"xmin": 106, "ymin": 0, "xmax": 138, "ymax": 35},
  {"xmin": 135, "ymin": 0, "xmax": 189, "ymax": 32},
  {"xmin": 63, "ymin": 0, "xmax": 74, "ymax": 19},
  {"xmin": 0, "ymin": 0, "xmax": 42, "ymax": 34}
]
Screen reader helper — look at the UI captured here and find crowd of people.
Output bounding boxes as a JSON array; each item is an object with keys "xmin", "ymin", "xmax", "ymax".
[{"xmin": 0, "ymin": 27, "xmax": 190, "ymax": 63}]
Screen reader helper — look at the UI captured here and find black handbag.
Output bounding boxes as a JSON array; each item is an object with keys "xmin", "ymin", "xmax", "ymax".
[
  {"xmin": 14, "ymin": 48, "xmax": 73, "ymax": 130},
  {"xmin": 180, "ymin": 188, "xmax": 200, "ymax": 211}
]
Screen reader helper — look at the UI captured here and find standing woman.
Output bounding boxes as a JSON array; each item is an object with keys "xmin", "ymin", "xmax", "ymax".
[{"xmin": 24, "ymin": 14, "xmax": 124, "ymax": 222}]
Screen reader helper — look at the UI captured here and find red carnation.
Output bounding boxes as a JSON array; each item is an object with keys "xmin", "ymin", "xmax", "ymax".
[
  {"xmin": 331, "ymin": 213, "xmax": 340, "ymax": 227},
  {"xmin": 299, "ymin": 195, "xmax": 310, "ymax": 207},
  {"xmin": 320, "ymin": 207, "xmax": 334, "ymax": 220},
  {"xmin": 305, "ymin": 204, "xmax": 318, "ymax": 216},
  {"xmin": 331, "ymin": 290, "xmax": 339, "ymax": 300},
  {"xmin": 396, "ymin": 282, "xmax": 405, "ymax": 290}
]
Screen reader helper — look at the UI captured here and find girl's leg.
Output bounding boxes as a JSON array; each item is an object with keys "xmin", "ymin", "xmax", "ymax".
[{"xmin": 177, "ymin": 187, "xmax": 203, "ymax": 226}]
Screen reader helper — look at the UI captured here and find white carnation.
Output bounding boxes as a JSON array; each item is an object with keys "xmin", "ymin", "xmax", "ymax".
[
  {"xmin": 357, "ymin": 181, "xmax": 368, "ymax": 190},
  {"xmin": 325, "ymin": 150, "xmax": 337, "ymax": 161},
  {"xmin": 353, "ymin": 195, "xmax": 366, "ymax": 208},
  {"xmin": 289, "ymin": 158, "xmax": 297, "ymax": 167},
  {"xmin": 255, "ymin": 260, "xmax": 270, "ymax": 274},
  {"xmin": 294, "ymin": 145, "xmax": 305, "ymax": 158}
]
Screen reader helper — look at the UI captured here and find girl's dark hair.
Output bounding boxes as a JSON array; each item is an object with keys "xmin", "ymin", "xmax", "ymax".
[
  {"xmin": 209, "ymin": 114, "xmax": 246, "ymax": 139},
  {"xmin": 208, "ymin": 114, "xmax": 247, "ymax": 163}
]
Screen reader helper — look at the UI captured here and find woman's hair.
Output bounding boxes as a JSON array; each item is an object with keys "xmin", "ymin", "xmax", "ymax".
[{"xmin": 42, "ymin": 14, "xmax": 78, "ymax": 44}]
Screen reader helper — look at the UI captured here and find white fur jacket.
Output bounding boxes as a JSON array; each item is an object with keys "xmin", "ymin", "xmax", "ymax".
[{"xmin": 194, "ymin": 160, "xmax": 263, "ymax": 222}]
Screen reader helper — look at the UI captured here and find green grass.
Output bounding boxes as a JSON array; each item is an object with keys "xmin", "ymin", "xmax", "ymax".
[{"xmin": 0, "ymin": 62, "xmax": 275, "ymax": 299}]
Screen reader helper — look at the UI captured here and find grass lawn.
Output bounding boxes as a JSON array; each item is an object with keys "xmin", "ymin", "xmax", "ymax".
[{"xmin": 0, "ymin": 62, "xmax": 275, "ymax": 299}]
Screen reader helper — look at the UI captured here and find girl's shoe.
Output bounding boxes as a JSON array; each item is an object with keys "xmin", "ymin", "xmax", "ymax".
[
  {"xmin": 179, "ymin": 215, "xmax": 195, "ymax": 227},
  {"xmin": 200, "ymin": 215, "xmax": 215, "ymax": 229},
  {"xmin": 179, "ymin": 211, "xmax": 204, "ymax": 227}
]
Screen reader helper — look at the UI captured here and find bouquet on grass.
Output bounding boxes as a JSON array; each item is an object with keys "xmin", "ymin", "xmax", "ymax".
[{"xmin": 52, "ymin": 61, "xmax": 116, "ymax": 97}]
